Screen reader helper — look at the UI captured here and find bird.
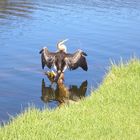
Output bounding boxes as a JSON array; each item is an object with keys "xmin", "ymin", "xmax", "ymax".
[{"xmin": 39, "ymin": 39, "xmax": 88, "ymax": 82}]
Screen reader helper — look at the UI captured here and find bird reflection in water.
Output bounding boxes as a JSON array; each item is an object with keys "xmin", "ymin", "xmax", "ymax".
[{"xmin": 41, "ymin": 79, "xmax": 88, "ymax": 107}]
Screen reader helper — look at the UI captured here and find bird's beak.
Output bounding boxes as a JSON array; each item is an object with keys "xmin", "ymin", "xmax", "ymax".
[{"xmin": 63, "ymin": 39, "xmax": 69, "ymax": 43}]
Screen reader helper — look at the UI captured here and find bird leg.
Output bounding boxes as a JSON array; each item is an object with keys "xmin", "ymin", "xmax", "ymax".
[
  {"xmin": 57, "ymin": 72, "xmax": 64, "ymax": 85},
  {"xmin": 46, "ymin": 71, "xmax": 64, "ymax": 85}
]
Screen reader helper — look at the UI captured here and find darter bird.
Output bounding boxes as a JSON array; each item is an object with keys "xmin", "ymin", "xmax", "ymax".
[{"xmin": 39, "ymin": 39, "xmax": 88, "ymax": 82}]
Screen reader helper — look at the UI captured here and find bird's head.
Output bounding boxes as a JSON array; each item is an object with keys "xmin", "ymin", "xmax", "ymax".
[{"xmin": 57, "ymin": 39, "xmax": 68, "ymax": 53}]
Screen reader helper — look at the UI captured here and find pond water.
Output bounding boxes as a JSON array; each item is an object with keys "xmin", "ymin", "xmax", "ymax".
[{"xmin": 0, "ymin": 0, "xmax": 140, "ymax": 123}]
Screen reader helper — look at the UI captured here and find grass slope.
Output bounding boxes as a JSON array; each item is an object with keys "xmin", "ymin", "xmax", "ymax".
[{"xmin": 0, "ymin": 59, "xmax": 140, "ymax": 140}]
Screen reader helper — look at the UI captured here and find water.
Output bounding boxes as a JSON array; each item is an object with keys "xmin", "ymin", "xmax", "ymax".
[
  {"xmin": 0, "ymin": 0, "xmax": 140, "ymax": 123},
  {"xmin": 41, "ymin": 79, "xmax": 88, "ymax": 106}
]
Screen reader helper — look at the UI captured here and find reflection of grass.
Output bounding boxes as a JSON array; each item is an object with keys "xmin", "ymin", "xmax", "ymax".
[{"xmin": 0, "ymin": 59, "xmax": 140, "ymax": 140}]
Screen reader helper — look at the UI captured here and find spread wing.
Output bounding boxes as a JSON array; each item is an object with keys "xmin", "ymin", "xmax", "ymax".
[
  {"xmin": 39, "ymin": 47, "xmax": 56, "ymax": 69},
  {"xmin": 65, "ymin": 50, "xmax": 88, "ymax": 71}
]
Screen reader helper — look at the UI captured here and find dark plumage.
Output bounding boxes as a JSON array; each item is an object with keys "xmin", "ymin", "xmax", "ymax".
[
  {"xmin": 40, "ymin": 48, "xmax": 88, "ymax": 70},
  {"xmin": 39, "ymin": 42, "xmax": 88, "ymax": 82}
]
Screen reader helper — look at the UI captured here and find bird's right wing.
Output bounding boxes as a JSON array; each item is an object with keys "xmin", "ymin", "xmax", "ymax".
[{"xmin": 39, "ymin": 47, "xmax": 56, "ymax": 69}]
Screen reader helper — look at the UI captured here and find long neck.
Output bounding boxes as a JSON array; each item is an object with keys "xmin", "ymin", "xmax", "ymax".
[
  {"xmin": 57, "ymin": 39, "xmax": 68, "ymax": 53},
  {"xmin": 57, "ymin": 45, "xmax": 67, "ymax": 53},
  {"xmin": 63, "ymin": 47, "xmax": 67, "ymax": 53}
]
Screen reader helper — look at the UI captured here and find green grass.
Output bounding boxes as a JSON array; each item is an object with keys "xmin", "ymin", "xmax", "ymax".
[{"xmin": 0, "ymin": 59, "xmax": 140, "ymax": 140}]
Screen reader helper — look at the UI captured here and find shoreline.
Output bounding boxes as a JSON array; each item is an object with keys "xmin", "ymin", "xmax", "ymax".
[{"xmin": 0, "ymin": 59, "xmax": 140, "ymax": 140}]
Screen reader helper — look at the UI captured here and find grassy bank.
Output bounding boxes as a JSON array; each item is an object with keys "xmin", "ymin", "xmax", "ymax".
[{"xmin": 0, "ymin": 59, "xmax": 140, "ymax": 140}]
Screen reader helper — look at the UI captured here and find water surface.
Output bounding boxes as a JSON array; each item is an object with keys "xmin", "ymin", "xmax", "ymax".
[{"xmin": 0, "ymin": 0, "xmax": 140, "ymax": 123}]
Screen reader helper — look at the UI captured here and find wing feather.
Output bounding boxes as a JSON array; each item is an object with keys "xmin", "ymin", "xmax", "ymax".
[
  {"xmin": 65, "ymin": 50, "xmax": 88, "ymax": 71},
  {"xmin": 39, "ymin": 47, "xmax": 56, "ymax": 69}
]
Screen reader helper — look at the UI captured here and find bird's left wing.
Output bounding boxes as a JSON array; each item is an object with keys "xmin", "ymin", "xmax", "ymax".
[
  {"xmin": 65, "ymin": 50, "xmax": 88, "ymax": 71},
  {"xmin": 39, "ymin": 47, "xmax": 56, "ymax": 69}
]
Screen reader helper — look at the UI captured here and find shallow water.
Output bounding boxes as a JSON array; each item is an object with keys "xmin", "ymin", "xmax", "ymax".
[{"xmin": 0, "ymin": 0, "xmax": 140, "ymax": 123}]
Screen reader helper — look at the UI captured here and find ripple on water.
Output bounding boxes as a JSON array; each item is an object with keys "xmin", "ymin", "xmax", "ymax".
[{"xmin": 0, "ymin": 0, "xmax": 140, "ymax": 123}]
